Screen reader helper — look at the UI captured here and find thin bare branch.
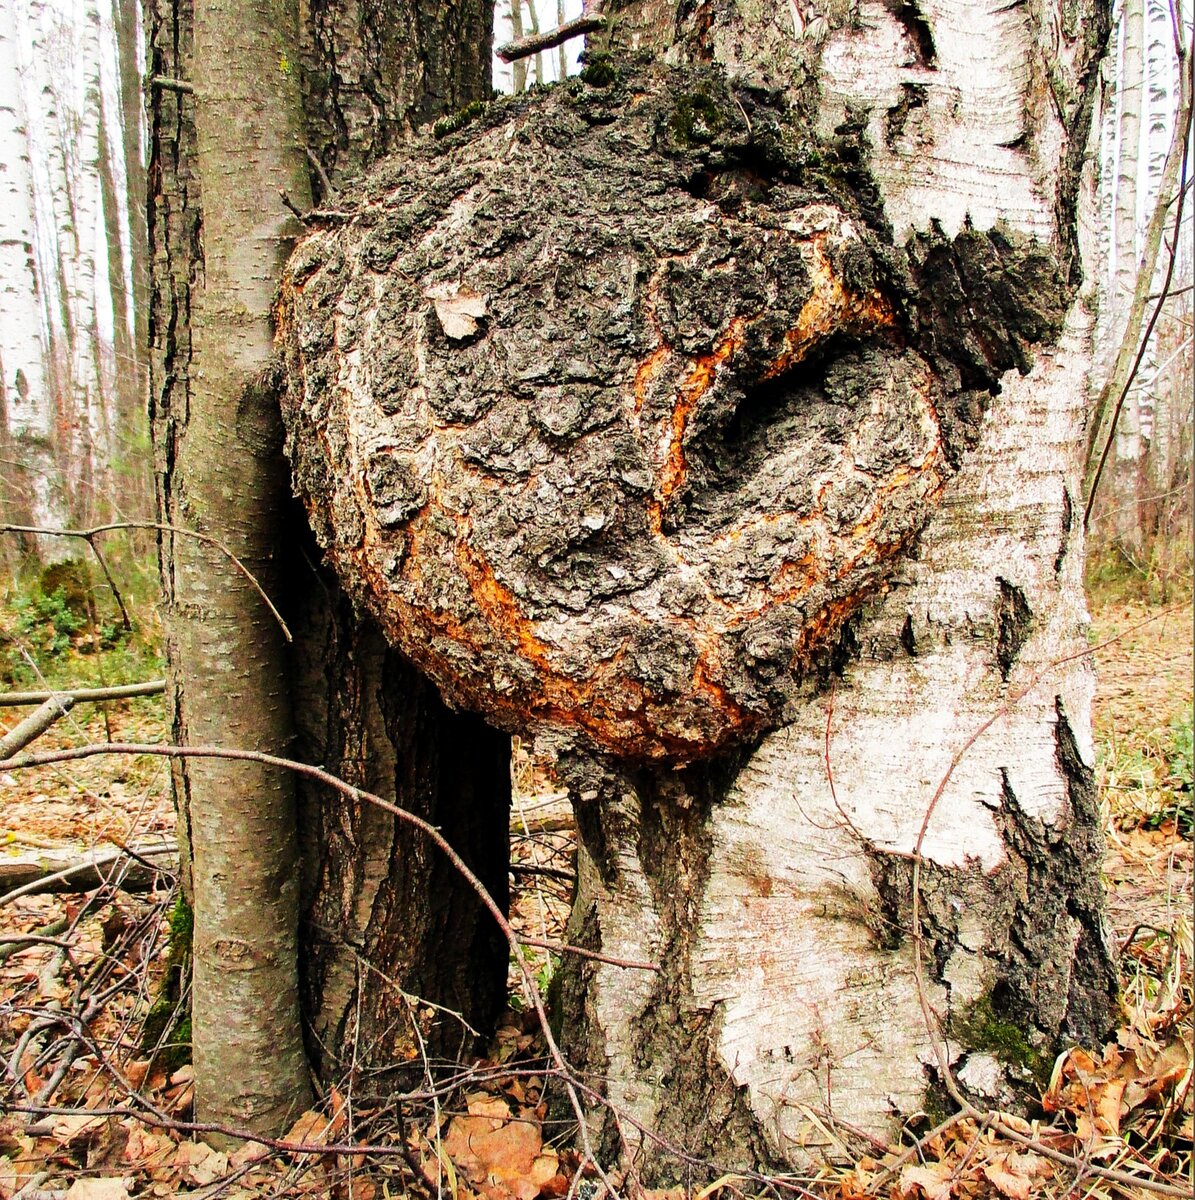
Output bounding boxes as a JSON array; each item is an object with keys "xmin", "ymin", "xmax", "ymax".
[
  {"xmin": 518, "ymin": 935, "xmax": 658, "ymax": 971},
  {"xmin": 0, "ymin": 679, "xmax": 166, "ymax": 707},
  {"xmin": 0, "ymin": 695, "xmax": 75, "ymax": 759},
  {"xmin": 149, "ymin": 74, "xmax": 194, "ymax": 93},
  {"xmin": 0, "ymin": 738, "xmax": 608, "ymax": 1184},
  {"xmin": 0, "ymin": 522, "xmax": 292, "ymax": 641}
]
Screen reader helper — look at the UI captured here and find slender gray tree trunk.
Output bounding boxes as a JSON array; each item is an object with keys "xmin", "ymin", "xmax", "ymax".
[
  {"xmin": 147, "ymin": 0, "xmax": 509, "ymax": 1130},
  {"xmin": 153, "ymin": 0, "xmax": 315, "ymax": 1136}
]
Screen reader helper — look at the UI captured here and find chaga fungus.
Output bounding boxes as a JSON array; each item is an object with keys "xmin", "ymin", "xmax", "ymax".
[{"xmin": 277, "ymin": 64, "xmax": 1066, "ymax": 763}]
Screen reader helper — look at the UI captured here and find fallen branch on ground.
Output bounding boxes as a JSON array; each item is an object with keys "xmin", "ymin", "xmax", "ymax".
[
  {"xmin": 0, "ymin": 840, "xmax": 177, "ymax": 905},
  {"xmin": 0, "ymin": 696, "xmax": 76, "ymax": 759}
]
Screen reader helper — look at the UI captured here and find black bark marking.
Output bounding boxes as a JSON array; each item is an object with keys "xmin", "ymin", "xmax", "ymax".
[
  {"xmin": 886, "ymin": 81, "xmax": 928, "ymax": 146},
  {"xmin": 1055, "ymin": 484, "xmax": 1073, "ymax": 574},
  {"xmin": 866, "ymin": 725, "xmax": 1117, "ymax": 1108},
  {"xmin": 884, "ymin": 0, "xmax": 938, "ymax": 67},
  {"xmin": 995, "ymin": 577, "xmax": 1033, "ymax": 680},
  {"xmin": 900, "ymin": 612, "xmax": 918, "ymax": 656},
  {"xmin": 551, "ymin": 744, "xmax": 787, "ymax": 1180}
]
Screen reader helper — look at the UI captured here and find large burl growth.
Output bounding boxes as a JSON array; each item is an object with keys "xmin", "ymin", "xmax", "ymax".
[{"xmin": 278, "ymin": 64, "xmax": 1067, "ymax": 762}]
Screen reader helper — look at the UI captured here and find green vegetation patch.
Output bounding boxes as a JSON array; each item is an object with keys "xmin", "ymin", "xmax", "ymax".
[
  {"xmin": 668, "ymin": 90, "xmax": 726, "ymax": 146},
  {"xmin": 952, "ymin": 995, "xmax": 1051, "ymax": 1086},
  {"xmin": 142, "ymin": 895, "xmax": 193, "ymax": 1072},
  {"xmin": 433, "ymin": 99, "xmax": 487, "ymax": 140},
  {"xmin": 579, "ymin": 53, "xmax": 619, "ymax": 88}
]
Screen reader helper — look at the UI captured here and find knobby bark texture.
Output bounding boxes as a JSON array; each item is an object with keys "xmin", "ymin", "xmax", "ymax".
[
  {"xmin": 279, "ymin": 72, "xmax": 1066, "ymax": 763},
  {"xmin": 146, "ymin": 0, "xmax": 510, "ymax": 1128},
  {"xmin": 278, "ymin": 0, "xmax": 1117, "ymax": 1172}
]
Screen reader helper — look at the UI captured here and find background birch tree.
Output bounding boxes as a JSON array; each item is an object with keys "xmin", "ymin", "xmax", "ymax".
[
  {"xmin": 0, "ymin": 0, "xmax": 146, "ymax": 565},
  {"xmin": 1089, "ymin": 0, "xmax": 1193, "ymax": 579}
]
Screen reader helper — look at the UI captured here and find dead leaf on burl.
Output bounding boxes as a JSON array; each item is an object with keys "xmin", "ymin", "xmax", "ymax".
[{"xmin": 425, "ymin": 282, "xmax": 487, "ymax": 340}]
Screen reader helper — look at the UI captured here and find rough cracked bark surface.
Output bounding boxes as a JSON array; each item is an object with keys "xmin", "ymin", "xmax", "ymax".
[
  {"xmin": 279, "ymin": 66, "xmax": 1067, "ymax": 763},
  {"xmin": 276, "ymin": 0, "xmax": 1117, "ymax": 1167},
  {"xmin": 288, "ymin": 0, "xmax": 512, "ymax": 1081}
]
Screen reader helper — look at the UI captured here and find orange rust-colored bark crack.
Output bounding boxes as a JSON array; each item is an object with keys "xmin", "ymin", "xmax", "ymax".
[
  {"xmin": 761, "ymin": 239, "xmax": 896, "ymax": 382},
  {"xmin": 658, "ymin": 316, "xmax": 748, "ymax": 506},
  {"xmin": 298, "ymin": 220, "xmax": 954, "ymax": 762},
  {"xmin": 634, "ymin": 347, "xmax": 670, "ymax": 413}
]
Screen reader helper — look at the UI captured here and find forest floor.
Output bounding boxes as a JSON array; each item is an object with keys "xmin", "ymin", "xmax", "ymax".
[{"xmin": 0, "ymin": 580, "xmax": 1190, "ymax": 1199}]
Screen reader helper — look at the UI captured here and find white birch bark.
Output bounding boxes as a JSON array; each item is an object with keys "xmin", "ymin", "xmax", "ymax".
[
  {"xmin": 0, "ymin": 0, "xmax": 73, "ymax": 557},
  {"xmin": 1112, "ymin": 0, "xmax": 1144, "ymax": 481}
]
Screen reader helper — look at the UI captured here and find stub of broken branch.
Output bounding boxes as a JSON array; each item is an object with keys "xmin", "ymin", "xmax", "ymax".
[{"xmin": 496, "ymin": 14, "xmax": 606, "ymax": 63}]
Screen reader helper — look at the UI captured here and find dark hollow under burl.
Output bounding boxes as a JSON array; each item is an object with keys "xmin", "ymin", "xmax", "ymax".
[{"xmin": 277, "ymin": 64, "xmax": 1068, "ymax": 763}]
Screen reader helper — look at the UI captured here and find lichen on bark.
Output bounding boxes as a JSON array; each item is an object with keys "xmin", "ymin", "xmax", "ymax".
[{"xmin": 278, "ymin": 61, "xmax": 1069, "ymax": 766}]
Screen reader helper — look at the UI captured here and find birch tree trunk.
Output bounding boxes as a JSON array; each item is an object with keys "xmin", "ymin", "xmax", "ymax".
[
  {"xmin": 1108, "ymin": 0, "xmax": 1145, "ymax": 543},
  {"xmin": 153, "ymin": 0, "xmax": 316, "ymax": 1137},
  {"xmin": 567, "ymin": 2, "xmax": 1116, "ymax": 1167},
  {"xmin": 567, "ymin": 2, "xmax": 1117, "ymax": 1166},
  {"xmin": 0, "ymin": 3, "xmax": 72, "ymax": 558},
  {"xmin": 277, "ymin": 0, "xmax": 1117, "ymax": 1173}
]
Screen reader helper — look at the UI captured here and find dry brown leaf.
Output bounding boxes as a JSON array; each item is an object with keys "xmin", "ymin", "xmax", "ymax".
[
  {"xmin": 529, "ymin": 1151, "xmax": 559, "ymax": 1188},
  {"xmin": 121, "ymin": 1122, "xmax": 172, "ymax": 1169},
  {"xmin": 0, "ymin": 1157, "xmax": 17, "ymax": 1200},
  {"xmin": 123, "ymin": 1059, "xmax": 151, "ymax": 1089},
  {"xmin": 981, "ymin": 1152, "xmax": 1046, "ymax": 1200},
  {"xmin": 174, "ymin": 1139, "xmax": 229, "ymax": 1185},
  {"xmin": 899, "ymin": 1162, "xmax": 955, "ymax": 1200},
  {"xmin": 52, "ymin": 1113, "xmax": 107, "ymax": 1146},
  {"xmin": 230, "ymin": 1137, "xmax": 272, "ymax": 1168},
  {"xmin": 63, "ymin": 1180, "xmax": 131, "ymax": 1200},
  {"xmin": 164, "ymin": 1079, "xmax": 193, "ymax": 1116},
  {"xmin": 442, "ymin": 1104, "xmax": 545, "ymax": 1200},
  {"xmin": 466, "ymin": 1094, "xmax": 512, "ymax": 1121},
  {"xmin": 284, "ymin": 1109, "xmax": 331, "ymax": 1147},
  {"xmin": 424, "ymin": 282, "xmax": 487, "ymax": 340},
  {"xmin": 1094, "ymin": 1076, "xmax": 1127, "ymax": 1134},
  {"xmin": 327, "ymin": 1085, "xmax": 349, "ymax": 1142}
]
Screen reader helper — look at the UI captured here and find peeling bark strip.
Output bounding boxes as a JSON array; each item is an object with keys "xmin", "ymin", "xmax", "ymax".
[{"xmin": 278, "ymin": 65, "xmax": 1067, "ymax": 764}]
